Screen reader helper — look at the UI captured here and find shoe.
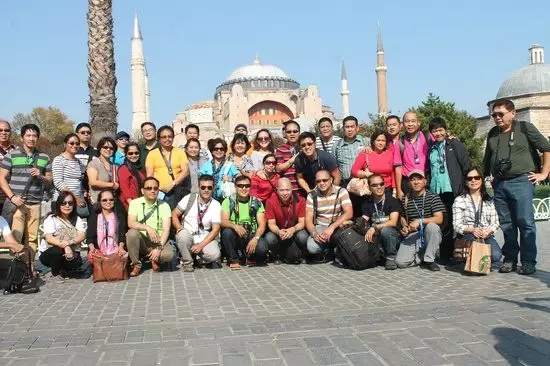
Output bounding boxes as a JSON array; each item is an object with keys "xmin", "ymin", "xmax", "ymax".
[
  {"xmin": 209, "ymin": 261, "xmax": 222, "ymax": 269},
  {"xmin": 182, "ymin": 264, "xmax": 195, "ymax": 272},
  {"xmin": 130, "ymin": 265, "xmax": 141, "ymax": 277},
  {"xmin": 273, "ymin": 259, "xmax": 282, "ymax": 265},
  {"xmin": 518, "ymin": 262, "xmax": 536, "ymax": 275},
  {"xmin": 229, "ymin": 262, "xmax": 241, "ymax": 270},
  {"xmin": 247, "ymin": 260, "xmax": 257, "ymax": 267},
  {"xmin": 47, "ymin": 273, "xmax": 65, "ymax": 283},
  {"xmin": 499, "ymin": 261, "xmax": 517, "ymax": 273},
  {"xmin": 385, "ymin": 259, "xmax": 398, "ymax": 270},
  {"xmin": 151, "ymin": 260, "xmax": 160, "ymax": 272},
  {"xmin": 421, "ymin": 262, "xmax": 440, "ymax": 271}
]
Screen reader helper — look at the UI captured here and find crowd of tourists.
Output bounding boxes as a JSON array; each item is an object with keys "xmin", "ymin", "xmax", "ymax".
[{"xmin": 0, "ymin": 97, "xmax": 549, "ymax": 285}]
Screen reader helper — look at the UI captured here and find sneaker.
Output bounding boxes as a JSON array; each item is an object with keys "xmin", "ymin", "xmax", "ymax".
[
  {"xmin": 273, "ymin": 259, "xmax": 282, "ymax": 265},
  {"xmin": 421, "ymin": 262, "xmax": 440, "ymax": 271},
  {"xmin": 209, "ymin": 261, "xmax": 222, "ymax": 270},
  {"xmin": 229, "ymin": 262, "xmax": 241, "ymax": 270},
  {"xmin": 385, "ymin": 259, "xmax": 398, "ymax": 270},
  {"xmin": 182, "ymin": 264, "xmax": 195, "ymax": 273},
  {"xmin": 499, "ymin": 261, "xmax": 517, "ymax": 273},
  {"xmin": 518, "ymin": 262, "xmax": 536, "ymax": 275}
]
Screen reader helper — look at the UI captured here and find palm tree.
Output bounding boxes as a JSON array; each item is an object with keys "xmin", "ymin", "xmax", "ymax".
[{"xmin": 87, "ymin": 0, "xmax": 118, "ymax": 143}]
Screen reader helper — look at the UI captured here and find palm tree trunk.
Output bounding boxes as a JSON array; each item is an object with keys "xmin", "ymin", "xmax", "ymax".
[{"xmin": 87, "ymin": 0, "xmax": 118, "ymax": 144}]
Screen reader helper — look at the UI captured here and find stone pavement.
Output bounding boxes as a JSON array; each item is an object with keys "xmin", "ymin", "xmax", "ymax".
[{"xmin": 0, "ymin": 223, "xmax": 549, "ymax": 365}]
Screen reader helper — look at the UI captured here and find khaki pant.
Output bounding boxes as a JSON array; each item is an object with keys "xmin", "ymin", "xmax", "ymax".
[
  {"xmin": 176, "ymin": 228, "xmax": 221, "ymax": 265},
  {"xmin": 11, "ymin": 203, "xmax": 40, "ymax": 262},
  {"xmin": 126, "ymin": 228, "xmax": 174, "ymax": 268}
]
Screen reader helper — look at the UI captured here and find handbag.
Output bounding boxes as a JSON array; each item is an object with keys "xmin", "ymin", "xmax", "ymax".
[
  {"xmin": 464, "ymin": 240, "xmax": 491, "ymax": 275},
  {"xmin": 221, "ymin": 162, "xmax": 236, "ymax": 198},
  {"xmin": 453, "ymin": 238, "xmax": 473, "ymax": 260},
  {"xmin": 92, "ymin": 252, "xmax": 129, "ymax": 282},
  {"xmin": 346, "ymin": 178, "xmax": 371, "ymax": 196},
  {"xmin": 76, "ymin": 203, "xmax": 90, "ymax": 219}
]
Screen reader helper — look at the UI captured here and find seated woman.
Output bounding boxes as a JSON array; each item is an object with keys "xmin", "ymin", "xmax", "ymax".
[
  {"xmin": 39, "ymin": 192, "xmax": 86, "ymax": 282},
  {"xmin": 86, "ymin": 189, "xmax": 127, "ymax": 265},
  {"xmin": 250, "ymin": 154, "xmax": 279, "ymax": 203},
  {"xmin": 452, "ymin": 167, "xmax": 501, "ymax": 270}
]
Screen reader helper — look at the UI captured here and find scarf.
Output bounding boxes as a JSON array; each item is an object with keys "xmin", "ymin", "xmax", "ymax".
[
  {"xmin": 97, "ymin": 212, "xmax": 118, "ymax": 255},
  {"xmin": 125, "ymin": 159, "xmax": 143, "ymax": 191}
]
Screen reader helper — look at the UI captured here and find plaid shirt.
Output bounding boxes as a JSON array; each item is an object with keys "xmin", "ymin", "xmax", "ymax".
[
  {"xmin": 452, "ymin": 194, "xmax": 500, "ymax": 236},
  {"xmin": 334, "ymin": 136, "xmax": 365, "ymax": 181}
]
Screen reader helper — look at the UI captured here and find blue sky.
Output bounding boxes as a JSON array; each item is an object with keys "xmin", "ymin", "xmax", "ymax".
[{"xmin": 1, "ymin": 0, "xmax": 549, "ymax": 132}]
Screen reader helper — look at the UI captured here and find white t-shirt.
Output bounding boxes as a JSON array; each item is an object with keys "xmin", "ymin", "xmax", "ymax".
[
  {"xmin": 177, "ymin": 194, "xmax": 221, "ymax": 235},
  {"xmin": 42, "ymin": 216, "xmax": 86, "ymax": 252},
  {"xmin": 0, "ymin": 216, "xmax": 12, "ymax": 241}
]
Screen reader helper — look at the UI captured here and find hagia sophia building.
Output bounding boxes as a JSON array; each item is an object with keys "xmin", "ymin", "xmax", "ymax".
[{"xmin": 129, "ymin": 14, "xmax": 389, "ymax": 147}]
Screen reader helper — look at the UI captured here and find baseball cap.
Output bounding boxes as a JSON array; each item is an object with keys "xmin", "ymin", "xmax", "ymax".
[
  {"xmin": 234, "ymin": 124, "xmax": 248, "ymax": 132},
  {"xmin": 408, "ymin": 169, "xmax": 426, "ymax": 179},
  {"xmin": 115, "ymin": 131, "xmax": 130, "ymax": 140}
]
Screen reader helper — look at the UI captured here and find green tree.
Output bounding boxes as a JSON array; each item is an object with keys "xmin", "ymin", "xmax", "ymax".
[
  {"xmin": 411, "ymin": 93, "xmax": 484, "ymax": 166},
  {"xmin": 360, "ymin": 113, "xmax": 386, "ymax": 138}
]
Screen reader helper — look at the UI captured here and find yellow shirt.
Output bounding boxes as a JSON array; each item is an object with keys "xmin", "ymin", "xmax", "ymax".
[{"xmin": 145, "ymin": 147, "xmax": 188, "ymax": 188}]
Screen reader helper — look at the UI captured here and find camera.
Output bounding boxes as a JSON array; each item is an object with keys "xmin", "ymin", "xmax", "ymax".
[
  {"xmin": 242, "ymin": 223, "xmax": 252, "ymax": 235},
  {"xmin": 493, "ymin": 158, "xmax": 512, "ymax": 179}
]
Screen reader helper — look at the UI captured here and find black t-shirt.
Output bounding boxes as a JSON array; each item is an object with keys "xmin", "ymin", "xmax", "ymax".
[
  {"xmin": 295, "ymin": 149, "xmax": 338, "ymax": 189},
  {"xmin": 361, "ymin": 195, "xmax": 401, "ymax": 225}
]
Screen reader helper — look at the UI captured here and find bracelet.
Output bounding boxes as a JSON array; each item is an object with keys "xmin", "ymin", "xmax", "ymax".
[{"xmin": 8, "ymin": 194, "xmax": 14, "ymax": 201}]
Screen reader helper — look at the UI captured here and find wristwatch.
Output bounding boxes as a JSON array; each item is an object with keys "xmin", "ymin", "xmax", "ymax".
[{"xmin": 253, "ymin": 236, "xmax": 260, "ymax": 241}]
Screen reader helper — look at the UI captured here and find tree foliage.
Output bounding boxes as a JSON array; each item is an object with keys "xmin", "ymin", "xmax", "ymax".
[{"xmin": 411, "ymin": 93, "xmax": 484, "ymax": 166}]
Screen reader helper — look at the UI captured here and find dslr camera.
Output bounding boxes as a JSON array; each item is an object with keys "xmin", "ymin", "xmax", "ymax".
[{"xmin": 493, "ymin": 158, "xmax": 512, "ymax": 179}]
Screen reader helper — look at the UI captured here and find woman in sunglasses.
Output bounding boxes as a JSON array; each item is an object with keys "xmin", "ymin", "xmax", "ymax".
[
  {"xmin": 39, "ymin": 191, "xmax": 86, "ymax": 282},
  {"xmin": 184, "ymin": 138, "xmax": 210, "ymax": 193},
  {"xmin": 227, "ymin": 133, "xmax": 254, "ymax": 177},
  {"xmin": 200, "ymin": 138, "xmax": 239, "ymax": 202},
  {"xmin": 86, "ymin": 189, "xmax": 127, "ymax": 265},
  {"xmin": 452, "ymin": 167, "xmax": 501, "ymax": 271},
  {"xmin": 118, "ymin": 142, "xmax": 145, "ymax": 211},
  {"xmin": 87, "ymin": 137, "xmax": 119, "ymax": 205},
  {"xmin": 51, "ymin": 133, "xmax": 87, "ymax": 215},
  {"xmin": 251, "ymin": 129, "xmax": 274, "ymax": 172},
  {"xmin": 250, "ymin": 154, "xmax": 279, "ymax": 203}
]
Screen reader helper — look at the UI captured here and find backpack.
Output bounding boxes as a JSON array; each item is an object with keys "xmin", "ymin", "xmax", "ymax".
[
  {"xmin": 228, "ymin": 195, "xmax": 262, "ymax": 223},
  {"xmin": 181, "ymin": 193, "xmax": 198, "ymax": 222},
  {"xmin": 2, "ymin": 248, "xmax": 39, "ymax": 295},
  {"xmin": 519, "ymin": 121, "xmax": 542, "ymax": 172},
  {"xmin": 399, "ymin": 131, "xmax": 432, "ymax": 156},
  {"xmin": 331, "ymin": 226, "xmax": 380, "ymax": 270}
]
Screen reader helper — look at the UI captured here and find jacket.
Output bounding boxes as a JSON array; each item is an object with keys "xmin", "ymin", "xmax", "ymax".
[
  {"xmin": 86, "ymin": 209, "xmax": 127, "ymax": 249},
  {"xmin": 428, "ymin": 138, "xmax": 470, "ymax": 197}
]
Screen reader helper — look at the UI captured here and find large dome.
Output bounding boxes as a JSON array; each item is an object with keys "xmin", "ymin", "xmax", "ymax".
[
  {"xmin": 226, "ymin": 57, "xmax": 289, "ymax": 81},
  {"xmin": 496, "ymin": 45, "xmax": 550, "ymax": 98}
]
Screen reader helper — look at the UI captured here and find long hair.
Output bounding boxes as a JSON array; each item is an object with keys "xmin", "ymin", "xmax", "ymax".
[
  {"xmin": 253, "ymin": 129, "xmax": 274, "ymax": 152},
  {"xmin": 54, "ymin": 191, "xmax": 78, "ymax": 226},
  {"xmin": 96, "ymin": 136, "xmax": 116, "ymax": 157},
  {"xmin": 124, "ymin": 142, "xmax": 143, "ymax": 189},
  {"xmin": 461, "ymin": 166, "xmax": 491, "ymax": 202}
]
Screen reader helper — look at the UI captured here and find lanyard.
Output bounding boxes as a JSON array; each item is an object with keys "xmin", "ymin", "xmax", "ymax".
[
  {"xmin": 197, "ymin": 198, "xmax": 211, "ymax": 231},
  {"xmin": 469, "ymin": 194, "xmax": 484, "ymax": 227},
  {"xmin": 435, "ymin": 142, "xmax": 446, "ymax": 174},
  {"xmin": 212, "ymin": 159, "xmax": 225, "ymax": 192},
  {"xmin": 373, "ymin": 197, "xmax": 385, "ymax": 218},
  {"xmin": 412, "ymin": 193, "xmax": 426, "ymax": 220},
  {"xmin": 101, "ymin": 212, "xmax": 116, "ymax": 247},
  {"xmin": 160, "ymin": 149, "xmax": 174, "ymax": 179},
  {"xmin": 411, "ymin": 193, "xmax": 426, "ymax": 248},
  {"xmin": 407, "ymin": 132, "xmax": 421, "ymax": 164},
  {"xmin": 142, "ymin": 202, "xmax": 160, "ymax": 233}
]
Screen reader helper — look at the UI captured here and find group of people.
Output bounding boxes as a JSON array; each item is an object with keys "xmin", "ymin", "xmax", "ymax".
[{"xmin": 0, "ymin": 96, "xmax": 548, "ymax": 283}]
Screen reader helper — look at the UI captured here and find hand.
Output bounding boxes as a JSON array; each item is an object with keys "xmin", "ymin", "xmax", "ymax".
[
  {"xmin": 10, "ymin": 242, "xmax": 24, "ymax": 253},
  {"xmin": 88, "ymin": 244, "xmax": 97, "ymax": 255},
  {"xmin": 365, "ymin": 227, "xmax": 376, "ymax": 243},
  {"xmin": 233, "ymin": 225, "xmax": 247, "ymax": 238},
  {"xmin": 76, "ymin": 197, "xmax": 86, "ymax": 208},
  {"xmin": 30, "ymin": 167, "xmax": 40, "ymax": 177},
  {"xmin": 289, "ymin": 154, "xmax": 297, "ymax": 165},
  {"xmin": 473, "ymin": 228, "xmax": 486, "ymax": 239},
  {"xmin": 409, "ymin": 219, "xmax": 420, "ymax": 231},
  {"xmin": 363, "ymin": 146, "xmax": 373, "ymax": 153},
  {"xmin": 191, "ymin": 244, "xmax": 203, "ymax": 254},
  {"xmin": 61, "ymin": 240, "xmax": 71, "ymax": 248},
  {"xmin": 147, "ymin": 248, "xmax": 161, "ymax": 262},
  {"xmin": 112, "ymin": 182, "xmax": 120, "ymax": 190},
  {"xmin": 222, "ymin": 175, "xmax": 231, "ymax": 182},
  {"xmin": 64, "ymin": 246, "xmax": 74, "ymax": 260},
  {"xmin": 313, "ymin": 231, "xmax": 326, "ymax": 243},
  {"xmin": 528, "ymin": 171, "xmax": 549, "ymax": 184},
  {"xmin": 397, "ymin": 190, "xmax": 404, "ymax": 200},
  {"xmin": 161, "ymin": 183, "xmax": 174, "ymax": 193},
  {"xmin": 11, "ymin": 195, "xmax": 24, "ymax": 207},
  {"xmin": 321, "ymin": 227, "xmax": 335, "ymax": 241},
  {"xmin": 117, "ymin": 245, "xmax": 127, "ymax": 257},
  {"xmin": 279, "ymin": 228, "xmax": 293, "ymax": 240},
  {"xmin": 245, "ymin": 238, "xmax": 258, "ymax": 254},
  {"xmin": 145, "ymin": 226, "xmax": 160, "ymax": 243},
  {"xmin": 400, "ymin": 226, "xmax": 410, "ymax": 236},
  {"xmin": 392, "ymin": 190, "xmax": 397, "ymax": 199}
]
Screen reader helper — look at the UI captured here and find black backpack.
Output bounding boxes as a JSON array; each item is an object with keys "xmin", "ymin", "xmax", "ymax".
[
  {"xmin": 2, "ymin": 257, "xmax": 37, "ymax": 295},
  {"xmin": 331, "ymin": 226, "xmax": 381, "ymax": 270}
]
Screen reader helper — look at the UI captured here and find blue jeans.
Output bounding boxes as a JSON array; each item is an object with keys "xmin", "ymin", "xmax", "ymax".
[
  {"xmin": 458, "ymin": 234, "xmax": 502, "ymax": 270},
  {"xmin": 493, "ymin": 174, "xmax": 537, "ymax": 265}
]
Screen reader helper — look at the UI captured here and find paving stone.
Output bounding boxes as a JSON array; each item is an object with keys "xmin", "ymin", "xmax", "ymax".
[
  {"xmin": 367, "ymin": 341, "xmax": 419, "ymax": 365},
  {"xmin": 443, "ymin": 354, "xmax": 488, "ymax": 366},
  {"xmin": 309, "ymin": 347, "xmax": 347, "ymax": 365},
  {"xmin": 222, "ymin": 353, "xmax": 251, "ymax": 366},
  {"xmin": 405, "ymin": 347, "xmax": 451, "ymax": 366},
  {"xmin": 280, "ymin": 348, "xmax": 316, "ymax": 366},
  {"xmin": 346, "ymin": 352, "xmax": 386, "ymax": 366},
  {"xmin": 423, "ymin": 337, "xmax": 469, "ymax": 356},
  {"xmin": 463, "ymin": 342, "xmax": 504, "ymax": 362},
  {"xmin": 247, "ymin": 343, "xmax": 279, "ymax": 360},
  {"xmin": 329, "ymin": 336, "xmax": 368, "ymax": 354},
  {"xmin": 302, "ymin": 336, "xmax": 332, "ymax": 348}
]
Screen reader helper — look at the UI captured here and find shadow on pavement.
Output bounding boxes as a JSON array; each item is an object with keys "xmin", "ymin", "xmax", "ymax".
[
  {"xmin": 487, "ymin": 296, "xmax": 550, "ymax": 314},
  {"xmin": 492, "ymin": 327, "xmax": 550, "ymax": 365}
]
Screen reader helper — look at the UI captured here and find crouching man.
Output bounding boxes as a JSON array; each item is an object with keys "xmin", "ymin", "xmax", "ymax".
[
  {"xmin": 127, "ymin": 177, "xmax": 174, "ymax": 276},
  {"xmin": 221, "ymin": 175, "xmax": 269, "ymax": 270},
  {"xmin": 396, "ymin": 170, "xmax": 445, "ymax": 271},
  {"xmin": 172, "ymin": 174, "xmax": 221, "ymax": 272},
  {"xmin": 264, "ymin": 178, "xmax": 309, "ymax": 264}
]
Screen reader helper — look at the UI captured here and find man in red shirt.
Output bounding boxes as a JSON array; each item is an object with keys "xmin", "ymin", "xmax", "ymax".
[{"xmin": 264, "ymin": 178, "xmax": 308, "ymax": 264}]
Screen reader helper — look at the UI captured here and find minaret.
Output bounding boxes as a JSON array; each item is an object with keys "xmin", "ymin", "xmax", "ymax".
[
  {"xmin": 341, "ymin": 59, "xmax": 350, "ymax": 117},
  {"xmin": 375, "ymin": 23, "xmax": 388, "ymax": 115},
  {"xmin": 131, "ymin": 13, "xmax": 148, "ymax": 133},
  {"xmin": 144, "ymin": 66, "xmax": 151, "ymax": 122}
]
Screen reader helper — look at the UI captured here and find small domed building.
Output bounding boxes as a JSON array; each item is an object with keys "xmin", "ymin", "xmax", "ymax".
[{"xmin": 477, "ymin": 44, "xmax": 550, "ymax": 138}]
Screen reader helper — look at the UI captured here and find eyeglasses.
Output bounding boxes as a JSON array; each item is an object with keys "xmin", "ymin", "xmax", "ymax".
[
  {"xmin": 60, "ymin": 201, "xmax": 74, "ymax": 207},
  {"xmin": 257, "ymin": 137, "xmax": 270, "ymax": 142},
  {"xmin": 264, "ymin": 160, "xmax": 276, "ymax": 165},
  {"xmin": 285, "ymin": 129, "xmax": 299, "ymax": 134},
  {"xmin": 236, "ymin": 184, "xmax": 251, "ymax": 189},
  {"xmin": 102, "ymin": 146, "xmax": 114, "ymax": 151},
  {"xmin": 200, "ymin": 185, "xmax": 213, "ymax": 191},
  {"xmin": 143, "ymin": 186, "xmax": 159, "ymax": 191},
  {"xmin": 213, "ymin": 147, "xmax": 225, "ymax": 152},
  {"xmin": 126, "ymin": 152, "xmax": 139, "ymax": 156},
  {"xmin": 159, "ymin": 135, "xmax": 173, "ymax": 139},
  {"xmin": 78, "ymin": 130, "xmax": 91, "ymax": 135},
  {"xmin": 67, "ymin": 141, "xmax": 79, "ymax": 146},
  {"xmin": 301, "ymin": 142, "xmax": 314, "ymax": 148},
  {"xmin": 466, "ymin": 176, "xmax": 482, "ymax": 182},
  {"xmin": 491, "ymin": 111, "xmax": 510, "ymax": 119},
  {"xmin": 101, "ymin": 198, "xmax": 115, "ymax": 202},
  {"xmin": 370, "ymin": 183, "xmax": 385, "ymax": 188},
  {"xmin": 0, "ymin": 129, "xmax": 11, "ymax": 133},
  {"xmin": 315, "ymin": 178, "xmax": 330, "ymax": 184}
]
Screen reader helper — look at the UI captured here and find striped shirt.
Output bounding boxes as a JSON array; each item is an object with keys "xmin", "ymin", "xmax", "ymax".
[
  {"xmin": 452, "ymin": 195, "xmax": 499, "ymax": 236},
  {"xmin": 401, "ymin": 190, "xmax": 445, "ymax": 223},
  {"xmin": 306, "ymin": 186, "xmax": 352, "ymax": 227},
  {"xmin": 334, "ymin": 136, "xmax": 365, "ymax": 180},
  {"xmin": 275, "ymin": 143, "xmax": 299, "ymax": 192},
  {"xmin": 316, "ymin": 135, "xmax": 341, "ymax": 157},
  {"xmin": 0, "ymin": 144, "xmax": 16, "ymax": 203},
  {"xmin": 52, "ymin": 155, "xmax": 85, "ymax": 200},
  {"xmin": 0, "ymin": 147, "xmax": 51, "ymax": 204}
]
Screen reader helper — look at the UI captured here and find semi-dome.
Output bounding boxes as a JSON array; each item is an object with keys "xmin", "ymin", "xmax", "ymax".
[
  {"xmin": 226, "ymin": 57, "xmax": 289, "ymax": 81},
  {"xmin": 496, "ymin": 44, "xmax": 550, "ymax": 98}
]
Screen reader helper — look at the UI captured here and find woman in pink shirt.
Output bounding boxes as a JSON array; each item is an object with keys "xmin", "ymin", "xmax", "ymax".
[{"xmin": 351, "ymin": 130, "xmax": 396, "ymax": 196}]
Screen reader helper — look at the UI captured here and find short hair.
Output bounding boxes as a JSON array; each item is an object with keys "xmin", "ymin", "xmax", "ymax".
[
  {"xmin": 230, "ymin": 133, "xmax": 251, "ymax": 153},
  {"xmin": 342, "ymin": 115, "xmax": 358, "ymax": 125},
  {"xmin": 142, "ymin": 176, "xmax": 159, "ymax": 188},
  {"xmin": 262, "ymin": 153, "xmax": 276, "ymax": 164},
  {"xmin": 157, "ymin": 125, "xmax": 174, "ymax": 139},
  {"xmin": 124, "ymin": 141, "xmax": 140, "ymax": 154},
  {"xmin": 235, "ymin": 175, "xmax": 251, "ymax": 185},
  {"xmin": 298, "ymin": 131, "xmax": 316, "ymax": 145},
  {"xmin": 318, "ymin": 117, "xmax": 333, "ymax": 127},
  {"xmin": 75, "ymin": 122, "xmax": 91, "ymax": 132},
  {"xmin": 95, "ymin": 136, "xmax": 116, "ymax": 155},
  {"xmin": 185, "ymin": 124, "xmax": 199, "ymax": 134},
  {"xmin": 367, "ymin": 173, "xmax": 384, "ymax": 186},
  {"xmin": 315, "ymin": 169, "xmax": 331, "ymax": 178},
  {"xmin": 208, "ymin": 137, "xmax": 227, "ymax": 152},
  {"xmin": 402, "ymin": 111, "xmax": 417, "ymax": 122},
  {"xmin": 429, "ymin": 117, "xmax": 447, "ymax": 131},
  {"xmin": 492, "ymin": 98, "xmax": 515, "ymax": 112},
  {"xmin": 370, "ymin": 130, "xmax": 388, "ymax": 150},
  {"xmin": 54, "ymin": 191, "xmax": 77, "ymax": 225},
  {"xmin": 283, "ymin": 120, "xmax": 300, "ymax": 131},
  {"xmin": 184, "ymin": 137, "xmax": 201, "ymax": 149},
  {"xmin": 64, "ymin": 133, "xmax": 79, "ymax": 144},
  {"xmin": 198, "ymin": 174, "xmax": 214, "ymax": 183},
  {"xmin": 21, "ymin": 123, "xmax": 40, "ymax": 138},
  {"xmin": 141, "ymin": 122, "xmax": 156, "ymax": 131},
  {"xmin": 385, "ymin": 115, "xmax": 401, "ymax": 124}
]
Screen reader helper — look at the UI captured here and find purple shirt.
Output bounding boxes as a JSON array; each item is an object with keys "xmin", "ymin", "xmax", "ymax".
[{"xmin": 393, "ymin": 132, "xmax": 430, "ymax": 177}]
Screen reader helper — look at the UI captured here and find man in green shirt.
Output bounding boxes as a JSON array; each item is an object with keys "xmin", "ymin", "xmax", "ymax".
[
  {"xmin": 483, "ymin": 98, "xmax": 550, "ymax": 275},
  {"xmin": 127, "ymin": 177, "xmax": 174, "ymax": 276}
]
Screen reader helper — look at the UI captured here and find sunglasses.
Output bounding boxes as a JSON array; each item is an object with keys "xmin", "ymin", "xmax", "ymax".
[
  {"xmin": 126, "ymin": 152, "xmax": 139, "ymax": 156},
  {"xmin": 315, "ymin": 178, "xmax": 330, "ymax": 184},
  {"xmin": 236, "ymin": 184, "xmax": 251, "ymax": 189},
  {"xmin": 117, "ymin": 137, "xmax": 129, "ymax": 141},
  {"xmin": 213, "ymin": 147, "xmax": 225, "ymax": 152},
  {"xmin": 101, "ymin": 198, "xmax": 115, "ymax": 202},
  {"xmin": 60, "ymin": 201, "xmax": 74, "ymax": 207},
  {"xmin": 285, "ymin": 129, "xmax": 299, "ymax": 134},
  {"xmin": 143, "ymin": 186, "xmax": 159, "ymax": 191},
  {"xmin": 257, "ymin": 137, "xmax": 270, "ymax": 142},
  {"xmin": 67, "ymin": 141, "xmax": 79, "ymax": 146},
  {"xmin": 78, "ymin": 130, "xmax": 91, "ymax": 135},
  {"xmin": 369, "ymin": 182, "xmax": 385, "ymax": 188},
  {"xmin": 102, "ymin": 146, "xmax": 114, "ymax": 151},
  {"xmin": 301, "ymin": 142, "xmax": 314, "ymax": 148},
  {"xmin": 466, "ymin": 175, "xmax": 482, "ymax": 182},
  {"xmin": 200, "ymin": 185, "xmax": 213, "ymax": 191},
  {"xmin": 0, "ymin": 129, "xmax": 11, "ymax": 133},
  {"xmin": 235, "ymin": 129, "xmax": 247, "ymax": 133},
  {"xmin": 264, "ymin": 160, "xmax": 276, "ymax": 165}
]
